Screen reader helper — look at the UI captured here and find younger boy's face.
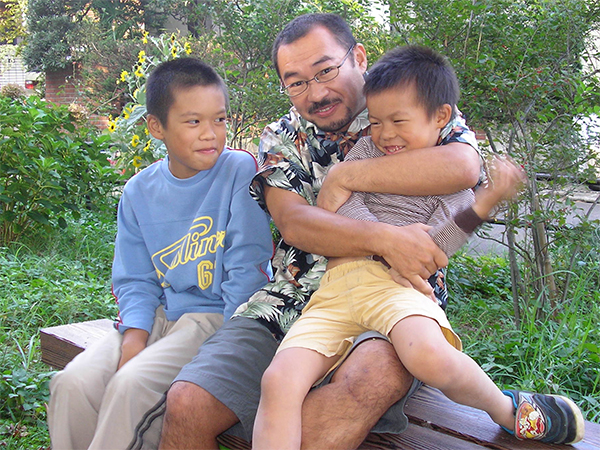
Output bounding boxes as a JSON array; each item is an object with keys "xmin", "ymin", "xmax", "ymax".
[
  {"xmin": 367, "ymin": 83, "xmax": 450, "ymax": 155},
  {"xmin": 148, "ymin": 85, "xmax": 227, "ymax": 179}
]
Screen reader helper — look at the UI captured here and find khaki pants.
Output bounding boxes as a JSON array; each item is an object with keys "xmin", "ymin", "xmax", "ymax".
[{"xmin": 47, "ymin": 307, "xmax": 223, "ymax": 450}]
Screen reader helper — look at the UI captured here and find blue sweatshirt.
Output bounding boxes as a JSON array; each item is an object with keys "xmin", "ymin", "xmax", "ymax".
[{"xmin": 112, "ymin": 148, "xmax": 274, "ymax": 334}]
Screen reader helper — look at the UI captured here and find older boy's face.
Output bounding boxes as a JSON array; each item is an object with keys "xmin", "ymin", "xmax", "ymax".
[
  {"xmin": 148, "ymin": 85, "xmax": 227, "ymax": 179},
  {"xmin": 367, "ymin": 83, "xmax": 449, "ymax": 155},
  {"xmin": 276, "ymin": 26, "xmax": 367, "ymax": 132}
]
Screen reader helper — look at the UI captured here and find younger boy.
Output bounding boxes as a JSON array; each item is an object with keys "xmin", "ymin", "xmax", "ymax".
[
  {"xmin": 253, "ymin": 46, "xmax": 584, "ymax": 449},
  {"xmin": 47, "ymin": 58, "xmax": 273, "ymax": 450}
]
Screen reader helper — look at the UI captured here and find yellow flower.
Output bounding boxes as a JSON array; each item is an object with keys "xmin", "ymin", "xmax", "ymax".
[
  {"xmin": 170, "ymin": 33, "xmax": 176, "ymax": 43},
  {"xmin": 120, "ymin": 71, "xmax": 129, "ymax": 82},
  {"xmin": 142, "ymin": 31, "xmax": 149, "ymax": 44},
  {"xmin": 132, "ymin": 155, "xmax": 142, "ymax": 168},
  {"xmin": 134, "ymin": 65, "xmax": 144, "ymax": 77},
  {"xmin": 144, "ymin": 127, "xmax": 149, "ymax": 135},
  {"xmin": 171, "ymin": 46, "xmax": 178, "ymax": 58},
  {"xmin": 131, "ymin": 135, "xmax": 141, "ymax": 147},
  {"xmin": 184, "ymin": 42, "xmax": 192, "ymax": 55},
  {"xmin": 143, "ymin": 140, "xmax": 152, "ymax": 152},
  {"xmin": 123, "ymin": 107, "xmax": 131, "ymax": 120},
  {"xmin": 107, "ymin": 120, "xmax": 116, "ymax": 133},
  {"xmin": 138, "ymin": 50, "xmax": 146, "ymax": 63}
]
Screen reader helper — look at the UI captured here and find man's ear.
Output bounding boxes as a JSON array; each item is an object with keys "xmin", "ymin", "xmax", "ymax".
[
  {"xmin": 435, "ymin": 104, "xmax": 453, "ymax": 128},
  {"xmin": 354, "ymin": 43, "xmax": 368, "ymax": 73},
  {"xmin": 146, "ymin": 114, "xmax": 165, "ymax": 140}
]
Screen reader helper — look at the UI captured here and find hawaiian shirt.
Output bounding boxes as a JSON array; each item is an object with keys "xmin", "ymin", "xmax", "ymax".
[{"xmin": 234, "ymin": 106, "xmax": 478, "ymax": 341}]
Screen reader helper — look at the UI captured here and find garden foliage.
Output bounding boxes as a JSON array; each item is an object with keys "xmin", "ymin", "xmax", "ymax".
[{"xmin": 0, "ymin": 95, "xmax": 120, "ymax": 245}]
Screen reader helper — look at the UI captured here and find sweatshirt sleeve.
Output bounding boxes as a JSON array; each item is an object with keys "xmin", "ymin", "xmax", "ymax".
[
  {"xmin": 427, "ymin": 190, "xmax": 481, "ymax": 257},
  {"xmin": 220, "ymin": 156, "xmax": 274, "ymax": 320},
  {"xmin": 112, "ymin": 190, "xmax": 164, "ymax": 334}
]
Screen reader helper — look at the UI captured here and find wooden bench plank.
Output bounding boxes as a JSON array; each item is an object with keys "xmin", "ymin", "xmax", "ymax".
[
  {"xmin": 40, "ymin": 319, "xmax": 113, "ymax": 369},
  {"xmin": 40, "ymin": 321, "xmax": 600, "ymax": 449},
  {"xmin": 405, "ymin": 385, "xmax": 600, "ymax": 450}
]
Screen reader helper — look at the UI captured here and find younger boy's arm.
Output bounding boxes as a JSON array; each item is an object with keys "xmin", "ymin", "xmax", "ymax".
[{"xmin": 429, "ymin": 156, "xmax": 525, "ymax": 257}]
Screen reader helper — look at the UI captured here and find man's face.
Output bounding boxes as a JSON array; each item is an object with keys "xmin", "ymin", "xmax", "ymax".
[
  {"xmin": 276, "ymin": 26, "xmax": 368, "ymax": 132},
  {"xmin": 148, "ymin": 85, "xmax": 228, "ymax": 179}
]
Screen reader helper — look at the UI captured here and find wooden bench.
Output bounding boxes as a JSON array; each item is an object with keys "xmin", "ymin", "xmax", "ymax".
[{"xmin": 40, "ymin": 320, "xmax": 600, "ymax": 449}]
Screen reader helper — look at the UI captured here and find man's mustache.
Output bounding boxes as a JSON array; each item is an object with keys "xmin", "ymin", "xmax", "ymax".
[{"xmin": 308, "ymin": 98, "xmax": 341, "ymax": 115}]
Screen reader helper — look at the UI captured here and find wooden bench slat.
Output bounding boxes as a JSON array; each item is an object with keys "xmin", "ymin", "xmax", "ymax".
[
  {"xmin": 405, "ymin": 385, "xmax": 600, "ymax": 450},
  {"xmin": 40, "ymin": 319, "xmax": 113, "ymax": 369},
  {"xmin": 359, "ymin": 423, "xmax": 486, "ymax": 449}
]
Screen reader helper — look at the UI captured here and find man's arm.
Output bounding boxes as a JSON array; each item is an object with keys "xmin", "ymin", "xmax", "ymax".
[
  {"xmin": 318, "ymin": 142, "xmax": 480, "ymax": 212},
  {"xmin": 265, "ymin": 186, "xmax": 445, "ymax": 294}
]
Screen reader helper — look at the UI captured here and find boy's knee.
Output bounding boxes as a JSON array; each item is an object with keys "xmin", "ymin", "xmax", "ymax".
[{"xmin": 260, "ymin": 362, "xmax": 287, "ymax": 396}]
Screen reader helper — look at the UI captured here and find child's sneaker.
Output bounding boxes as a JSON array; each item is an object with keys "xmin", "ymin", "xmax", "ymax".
[{"xmin": 503, "ymin": 390, "xmax": 585, "ymax": 444}]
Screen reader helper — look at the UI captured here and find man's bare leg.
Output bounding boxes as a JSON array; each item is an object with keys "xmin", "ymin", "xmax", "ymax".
[
  {"xmin": 159, "ymin": 381, "xmax": 238, "ymax": 450},
  {"xmin": 301, "ymin": 338, "xmax": 413, "ymax": 450}
]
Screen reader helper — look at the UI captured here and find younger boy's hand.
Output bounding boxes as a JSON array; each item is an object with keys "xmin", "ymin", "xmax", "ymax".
[
  {"xmin": 118, "ymin": 328, "xmax": 150, "ymax": 370},
  {"xmin": 472, "ymin": 156, "xmax": 525, "ymax": 220},
  {"xmin": 317, "ymin": 164, "xmax": 352, "ymax": 212}
]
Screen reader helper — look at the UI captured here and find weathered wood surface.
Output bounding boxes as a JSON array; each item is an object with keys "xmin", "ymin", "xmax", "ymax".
[
  {"xmin": 41, "ymin": 321, "xmax": 600, "ymax": 449},
  {"xmin": 40, "ymin": 318, "xmax": 113, "ymax": 369}
]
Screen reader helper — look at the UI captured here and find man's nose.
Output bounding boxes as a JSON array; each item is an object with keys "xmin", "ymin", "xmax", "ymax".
[{"xmin": 305, "ymin": 79, "xmax": 329, "ymax": 103}]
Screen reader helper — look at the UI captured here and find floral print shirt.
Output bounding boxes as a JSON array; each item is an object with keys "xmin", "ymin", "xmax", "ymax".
[{"xmin": 233, "ymin": 107, "xmax": 478, "ymax": 341}]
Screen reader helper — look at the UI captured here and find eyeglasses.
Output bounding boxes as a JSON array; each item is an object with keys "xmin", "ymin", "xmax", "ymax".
[{"xmin": 280, "ymin": 45, "xmax": 356, "ymax": 97}]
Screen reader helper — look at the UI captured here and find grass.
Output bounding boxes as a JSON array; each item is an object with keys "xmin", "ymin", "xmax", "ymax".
[
  {"xmin": 0, "ymin": 211, "xmax": 117, "ymax": 449},
  {"xmin": 1, "ymin": 213, "xmax": 599, "ymax": 448}
]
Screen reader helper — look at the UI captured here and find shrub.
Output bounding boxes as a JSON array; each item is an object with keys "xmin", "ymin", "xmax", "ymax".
[
  {"xmin": 0, "ymin": 95, "xmax": 120, "ymax": 245},
  {"xmin": 0, "ymin": 84, "xmax": 26, "ymax": 100}
]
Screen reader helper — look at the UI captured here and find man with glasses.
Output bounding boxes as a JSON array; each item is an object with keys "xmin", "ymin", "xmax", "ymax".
[{"xmin": 141, "ymin": 13, "xmax": 480, "ymax": 450}]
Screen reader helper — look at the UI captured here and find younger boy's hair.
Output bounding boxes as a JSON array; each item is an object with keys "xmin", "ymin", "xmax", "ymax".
[
  {"xmin": 146, "ymin": 57, "xmax": 229, "ymax": 126},
  {"xmin": 364, "ymin": 45, "xmax": 459, "ymax": 121},
  {"xmin": 272, "ymin": 13, "xmax": 357, "ymax": 79}
]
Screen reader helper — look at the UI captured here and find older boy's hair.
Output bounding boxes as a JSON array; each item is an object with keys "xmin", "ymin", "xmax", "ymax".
[
  {"xmin": 364, "ymin": 45, "xmax": 459, "ymax": 121},
  {"xmin": 146, "ymin": 57, "xmax": 229, "ymax": 126},
  {"xmin": 272, "ymin": 13, "xmax": 357, "ymax": 78}
]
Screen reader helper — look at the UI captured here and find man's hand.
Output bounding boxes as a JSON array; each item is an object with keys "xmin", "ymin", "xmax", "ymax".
[
  {"xmin": 118, "ymin": 328, "xmax": 150, "ymax": 370},
  {"xmin": 376, "ymin": 223, "xmax": 447, "ymax": 297},
  {"xmin": 317, "ymin": 164, "xmax": 352, "ymax": 212}
]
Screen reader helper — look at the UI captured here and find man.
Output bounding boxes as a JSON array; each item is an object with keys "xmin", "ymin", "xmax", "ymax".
[{"xmin": 134, "ymin": 13, "xmax": 480, "ymax": 450}]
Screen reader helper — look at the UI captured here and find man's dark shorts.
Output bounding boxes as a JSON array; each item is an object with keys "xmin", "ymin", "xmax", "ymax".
[{"xmin": 131, "ymin": 316, "xmax": 421, "ymax": 446}]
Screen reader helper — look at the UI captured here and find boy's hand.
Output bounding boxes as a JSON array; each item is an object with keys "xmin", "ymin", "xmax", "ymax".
[
  {"xmin": 317, "ymin": 164, "xmax": 352, "ymax": 212},
  {"xmin": 472, "ymin": 156, "xmax": 525, "ymax": 220},
  {"xmin": 118, "ymin": 328, "xmax": 150, "ymax": 370}
]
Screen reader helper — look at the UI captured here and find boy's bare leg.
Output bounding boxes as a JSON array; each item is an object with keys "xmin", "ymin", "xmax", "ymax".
[
  {"xmin": 390, "ymin": 316, "xmax": 515, "ymax": 430},
  {"xmin": 159, "ymin": 381, "xmax": 238, "ymax": 450},
  {"xmin": 254, "ymin": 348, "xmax": 337, "ymax": 450},
  {"xmin": 301, "ymin": 338, "xmax": 412, "ymax": 450}
]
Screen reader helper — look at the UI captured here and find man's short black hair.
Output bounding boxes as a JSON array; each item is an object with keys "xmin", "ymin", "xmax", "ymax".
[
  {"xmin": 364, "ymin": 45, "xmax": 459, "ymax": 121},
  {"xmin": 272, "ymin": 13, "xmax": 357, "ymax": 78},
  {"xmin": 146, "ymin": 57, "xmax": 229, "ymax": 126}
]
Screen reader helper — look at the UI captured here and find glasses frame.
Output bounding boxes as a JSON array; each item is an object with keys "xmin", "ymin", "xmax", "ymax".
[{"xmin": 280, "ymin": 45, "xmax": 356, "ymax": 97}]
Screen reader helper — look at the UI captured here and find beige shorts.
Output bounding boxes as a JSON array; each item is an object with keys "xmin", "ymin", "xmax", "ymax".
[{"xmin": 278, "ymin": 259, "xmax": 462, "ymax": 357}]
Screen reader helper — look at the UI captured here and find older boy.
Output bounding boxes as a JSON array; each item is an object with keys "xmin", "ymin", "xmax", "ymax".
[
  {"xmin": 253, "ymin": 45, "xmax": 584, "ymax": 449},
  {"xmin": 47, "ymin": 58, "xmax": 273, "ymax": 450}
]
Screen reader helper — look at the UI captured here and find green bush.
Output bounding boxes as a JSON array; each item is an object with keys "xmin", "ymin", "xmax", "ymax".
[{"xmin": 0, "ymin": 95, "xmax": 120, "ymax": 245}]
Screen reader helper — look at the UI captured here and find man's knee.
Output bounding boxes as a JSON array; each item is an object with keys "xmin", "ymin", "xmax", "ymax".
[
  {"xmin": 331, "ymin": 338, "xmax": 411, "ymax": 400},
  {"xmin": 165, "ymin": 381, "xmax": 204, "ymax": 420}
]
